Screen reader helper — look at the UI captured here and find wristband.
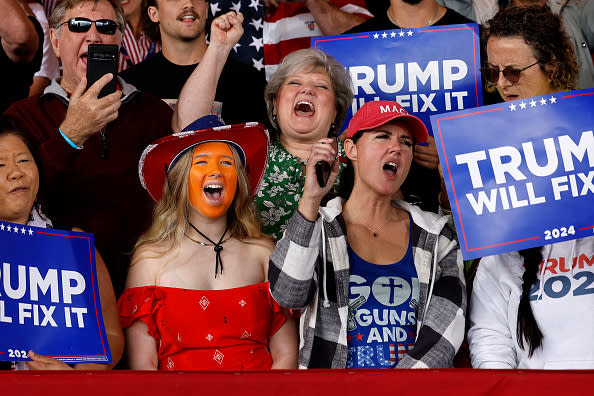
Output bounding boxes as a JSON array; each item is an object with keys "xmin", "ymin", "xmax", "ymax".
[{"xmin": 58, "ymin": 128, "xmax": 83, "ymax": 150}]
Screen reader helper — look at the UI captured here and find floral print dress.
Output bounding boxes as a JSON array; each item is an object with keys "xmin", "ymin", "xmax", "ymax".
[{"xmin": 254, "ymin": 139, "xmax": 344, "ymax": 240}]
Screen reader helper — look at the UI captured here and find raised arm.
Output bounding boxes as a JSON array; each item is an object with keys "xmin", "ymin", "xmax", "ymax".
[
  {"xmin": 172, "ymin": 11, "xmax": 244, "ymax": 132},
  {"xmin": 268, "ymin": 138, "xmax": 339, "ymax": 308},
  {"xmin": 0, "ymin": 0, "xmax": 40, "ymax": 63}
]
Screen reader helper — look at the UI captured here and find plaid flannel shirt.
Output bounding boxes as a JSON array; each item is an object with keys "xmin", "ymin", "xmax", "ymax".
[{"xmin": 269, "ymin": 197, "xmax": 466, "ymax": 368}]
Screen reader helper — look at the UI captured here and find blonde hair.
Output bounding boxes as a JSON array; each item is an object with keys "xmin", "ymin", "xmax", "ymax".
[{"xmin": 134, "ymin": 144, "xmax": 267, "ymax": 256}]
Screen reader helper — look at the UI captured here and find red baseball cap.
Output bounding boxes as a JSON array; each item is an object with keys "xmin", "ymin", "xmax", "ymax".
[
  {"xmin": 139, "ymin": 123, "xmax": 270, "ymax": 202},
  {"xmin": 345, "ymin": 100, "xmax": 428, "ymax": 143}
]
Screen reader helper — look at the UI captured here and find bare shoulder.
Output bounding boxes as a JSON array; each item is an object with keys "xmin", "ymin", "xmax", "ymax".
[
  {"xmin": 241, "ymin": 236, "xmax": 275, "ymax": 255},
  {"xmin": 239, "ymin": 236, "xmax": 275, "ymax": 277},
  {"xmin": 126, "ymin": 242, "xmax": 171, "ymax": 288}
]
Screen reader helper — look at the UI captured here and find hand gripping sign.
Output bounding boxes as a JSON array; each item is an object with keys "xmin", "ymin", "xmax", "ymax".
[
  {"xmin": 431, "ymin": 88, "xmax": 594, "ymax": 260},
  {"xmin": 0, "ymin": 223, "xmax": 111, "ymax": 364},
  {"xmin": 312, "ymin": 23, "xmax": 483, "ymax": 135}
]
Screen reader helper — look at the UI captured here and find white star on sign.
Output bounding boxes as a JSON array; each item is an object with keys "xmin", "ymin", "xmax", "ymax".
[
  {"xmin": 373, "ymin": 33, "xmax": 379, "ymax": 39},
  {"xmin": 28, "ymin": 228, "xmax": 34, "ymax": 235},
  {"xmin": 233, "ymin": 42, "xmax": 241, "ymax": 52},
  {"xmin": 7, "ymin": 225, "xmax": 11, "ymax": 232},
  {"xmin": 21, "ymin": 228, "xmax": 26, "ymax": 234},
  {"xmin": 509, "ymin": 103, "xmax": 517, "ymax": 111},
  {"xmin": 13, "ymin": 226, "xmax": 19, "ymax": 233},
  {"xmin": 529, "ymin": 100, "xmax": 537, "ymax": 107},
  {"xmin": 549, "ymin": 96, "xmax": 557, "ymax": 104},
  {"xmin": 231, "ymin": 1, "xmax": 241, "ymax": 13},
  {"xmin": 399, "ymin": 31, "xmax": 405, "ymax": 37},
  {"xmin": 250, "ymin": 18, "xmax": 263, "ymax": 31},
  {"xmin": 252, "ymin": 57, "xmax": 264, "ymax": 71},
  {"xmin": 390, "ymin": 31, "xmax": 396, "ymax": 38},
  {"xmin": 381, "ymin": 32, "xmax": 388, "ymax": 38},
  {"xmin": 210, "ymin": 2, "xmax": 221, "ymax": 15},
  {"xmin": 407, "ymin": 30, "xmax": 413, "ymax": 36},
  {"xmin": 249, "ymin": 0, "xmax": 260, "ymax": 11},
  {"xmin": 519, "ymin": 102, "xmax": 527, "ymax": 109},
  {"xmin": 249, "ymin": 36, "xmax": 263, "ymax": 51},
  {"xmin": 540, "ymin": 98, "xmax": 547, "ymax": 105},
  {"xmin": 0, "ymin": 224, "xmax": 4, "ymax": 230}
]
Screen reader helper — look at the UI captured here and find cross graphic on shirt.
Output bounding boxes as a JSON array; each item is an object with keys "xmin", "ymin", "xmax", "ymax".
[{"xmin": 381, "ymin": 278, "xmax": 403, "ymax": 305}]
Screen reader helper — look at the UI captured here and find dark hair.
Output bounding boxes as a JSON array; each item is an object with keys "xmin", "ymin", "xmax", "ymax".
[
  {"xmin": 336, "ymin": 130, "xmax": 363, "ymax": 200},
  {"xmin": 0, "ymin": 116, "xmax": 39, "ymax": 164},
  {"xmin": 517, "ymin": 247, "xmax": 544, "ymax": 356},
  {"xmin": 483, "ymin": 6, "xmax": 578, "ymax": 92},
  {"xmin": 0, "ymin": 115, "xmax": 43, "ymax": 199},
  {"xmin": 141, "ymin": 0, "xmax": 161, "ymax": 43}
]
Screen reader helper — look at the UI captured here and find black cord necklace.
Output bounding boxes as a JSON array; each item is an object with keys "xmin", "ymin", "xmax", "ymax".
[{"xmin": 188, "ymin": 222, "xmax": 229, "ymax": 278}]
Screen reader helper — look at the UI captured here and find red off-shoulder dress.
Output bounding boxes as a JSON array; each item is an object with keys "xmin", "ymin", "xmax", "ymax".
[{"xmin": 118, "ymin": 282, "xmax": 287, "ymax": 370}]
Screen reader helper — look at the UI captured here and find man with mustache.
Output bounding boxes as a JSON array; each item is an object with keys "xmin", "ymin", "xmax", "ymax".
[{"xmin": 120, "ymin": 0, "xmax": 267, "ymax": 126}]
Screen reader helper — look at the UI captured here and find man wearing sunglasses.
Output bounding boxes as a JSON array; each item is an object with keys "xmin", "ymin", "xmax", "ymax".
[
  {"xmin": 119, "ymin": 0, "xmax": 267, "ymax": 126},
  {"xmin": 4, "ymin": 0, "xmax": 173, "ymax": 298}
]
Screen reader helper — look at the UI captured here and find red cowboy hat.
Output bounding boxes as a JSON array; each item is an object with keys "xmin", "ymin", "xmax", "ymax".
[{"xmin": 139, "ymin": 123, "xmax": 270, "ymax": 202}]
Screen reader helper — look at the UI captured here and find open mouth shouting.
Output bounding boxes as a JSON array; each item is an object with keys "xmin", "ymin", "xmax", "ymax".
[
  {"xmin": 203, "ymin": 183, "xmax": 224, "ymax": 203},
  {"xmin": 383, "ymin": 161, "xmax": 398, "ymax": 177},
  {"xmin": 295, "ymin": 101, "xmax": 315, "ymax": 116},
  {"xmin": 188, "ymin": 142, "xmax": 238, "ymax": 219}
]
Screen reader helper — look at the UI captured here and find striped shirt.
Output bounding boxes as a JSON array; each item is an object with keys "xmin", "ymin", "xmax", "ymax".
[
  {"xmin": 118, "ymin": 23, "xmax": 160, "ymax": 72},
  {"xmin": 263, "ymin": 1, "xmax": 372, "ymax": 79}
]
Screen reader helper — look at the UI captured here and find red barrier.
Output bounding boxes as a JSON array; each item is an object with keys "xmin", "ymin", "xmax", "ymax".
[{"xmin": 3, "ymin": 369, "xmax": 593, "ymax": 395}]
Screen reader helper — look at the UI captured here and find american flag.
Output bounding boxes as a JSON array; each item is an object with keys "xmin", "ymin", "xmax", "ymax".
[
  {"xmin": 118, "ymin": 24, "xmax": 160, "ymax": 72},
  {"xmin": 209, "ymin": 0, "xmax": 266, "ymax": 73}
]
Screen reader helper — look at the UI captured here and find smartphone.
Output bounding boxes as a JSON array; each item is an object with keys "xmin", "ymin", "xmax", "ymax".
[
  {"xmin": 316, "ymin": 160, "xmax": 331, "ymax": 187},
  {"xmin": 315, "ymin": 129, "xmax": 338, "ymax": 188},
  {"xmin": 86, "ymin": 44, "xmax": 119, "ymax": 98}
]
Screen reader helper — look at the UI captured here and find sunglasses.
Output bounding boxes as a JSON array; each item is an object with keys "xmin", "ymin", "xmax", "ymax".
[
  {"xmin": 481, "ymin": 61, "xmax": 540, "ymax": 84},
  {"xmin": 58, "ymin": 17, "xmax": 121, "ymax": 35}
]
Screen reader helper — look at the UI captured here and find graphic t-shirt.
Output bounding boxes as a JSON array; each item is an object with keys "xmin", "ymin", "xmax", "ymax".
[{"xmin": 346, "ymin": 229, "xmax": 419, "ymax": 368}]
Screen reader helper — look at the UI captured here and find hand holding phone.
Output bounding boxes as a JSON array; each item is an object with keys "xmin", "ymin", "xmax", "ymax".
[
  {"xmin": 315, "ymin": 160, "xmax": 331, "ymax": 187},
  {"xmin": 86, "ymin": 44, "xmax": 118, "ymax": 98}
]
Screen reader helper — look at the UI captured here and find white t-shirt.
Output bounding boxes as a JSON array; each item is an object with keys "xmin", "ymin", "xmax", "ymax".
[{"xmin": 468, "ymin": 236, "xmax": 594, "ymax": 369}]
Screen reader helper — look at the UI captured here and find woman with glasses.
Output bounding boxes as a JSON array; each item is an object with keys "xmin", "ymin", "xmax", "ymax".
[
  {"xmin": 480, "ymin": 5, "xmax": 577, "ymax": 101},
  {"xmin": 468, "ymin": 6, "xmax": 594, "ymax": 369}
]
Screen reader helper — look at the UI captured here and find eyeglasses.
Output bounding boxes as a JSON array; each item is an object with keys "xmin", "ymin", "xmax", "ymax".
[
  {"xmin": 481, "ymin": 61, "xmax": 540, "ymax": 84},
  {"xmin": 58, "ymin": 17, "xmax": 121, "ymax": 35}
]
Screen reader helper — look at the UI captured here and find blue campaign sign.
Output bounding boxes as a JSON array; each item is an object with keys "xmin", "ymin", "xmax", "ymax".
[
  {"xmin": 0, "ymin": 223, "xmax": 111, "ymax": 364},
  {"xmin": 431, "ymin": 89, "xmax": 594, "ymax": 260},
  {"xmin": 312, "ymin": 24, "xmax": 483, "ymax": 135}
]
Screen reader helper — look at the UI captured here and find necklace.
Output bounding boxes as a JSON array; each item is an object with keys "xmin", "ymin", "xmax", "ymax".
[
  {"xmin": 347, "ymin": 204, "xmax": 399, "ymax": 238},
  {"xmin": 185, "ymin": 233, "xmax": 231, "ymax": 246},
  {"xmin": 188, "ymin": 222, "xmax": 229, "ymax": 278},
  {"xmin": 386, "ymin": 5, "xmax": 442, "ymax": 28}
]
